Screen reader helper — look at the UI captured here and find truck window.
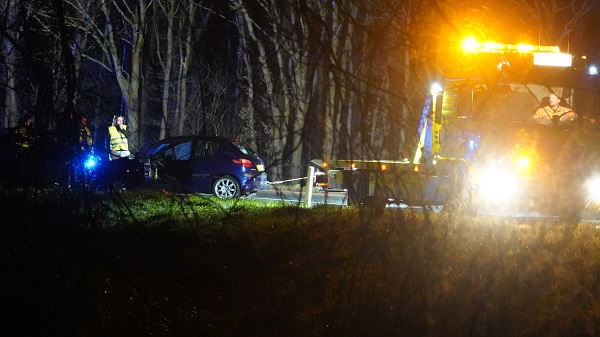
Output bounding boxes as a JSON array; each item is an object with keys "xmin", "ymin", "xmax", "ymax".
[
  {"xmin": 451, "ymin": 86, "xmax": 487, "ymax": 119},
  {"xmin": 573, "ymin": 89, "xmax": 600, "ymax": 119}
]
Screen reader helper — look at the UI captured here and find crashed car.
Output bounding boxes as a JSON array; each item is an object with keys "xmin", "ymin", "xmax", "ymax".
[{"xmin": 139, "ymin": 135, "xmax": 268, "ymax": 198}]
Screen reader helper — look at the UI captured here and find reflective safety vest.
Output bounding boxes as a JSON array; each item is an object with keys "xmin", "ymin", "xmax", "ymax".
[
  {"xmin": 108, "ymin": 125, "xmax": 128, "ymax": 151},
  {"xmin": 80, "ymin": 125, "xmax": 93, "ymax": 150},
  {"xmin": 14, "ymin": 126, "xmax": 31, "ymax": 149}
]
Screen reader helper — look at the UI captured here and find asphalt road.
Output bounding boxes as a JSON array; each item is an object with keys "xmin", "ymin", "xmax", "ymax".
[
  {"xmin": 254, "ymin": 188, "xmax": 348, "ymax": 206},
  {"xmin": 143, "ymin": 184, "xmax": 600, "ymax": 221},
  {"xmin": 253, "ymin": 188, "xmax": 600, "ymax": 221}
]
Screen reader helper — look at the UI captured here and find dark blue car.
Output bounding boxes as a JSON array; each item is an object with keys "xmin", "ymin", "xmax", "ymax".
[{"xmin": 139, "ymin": 136, "xmax": 268, "ymax": 198}]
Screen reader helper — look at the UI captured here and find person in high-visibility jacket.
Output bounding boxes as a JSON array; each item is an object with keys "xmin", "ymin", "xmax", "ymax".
[
  {"xmin": 79, "ymin": 116, "xmax": 93, "ymax": 153},
  {"xmin": 108, "ymin": 115, "xmax": 131, "ymax": 160},
  {"xmin": 13, "ymin": 116, "xmax": 34, "ymax": 150}
]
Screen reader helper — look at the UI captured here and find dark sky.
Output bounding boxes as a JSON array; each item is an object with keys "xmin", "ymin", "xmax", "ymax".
[{"xmin": 435, "ymin": 1, "xmax": 600, "ymax": 66}]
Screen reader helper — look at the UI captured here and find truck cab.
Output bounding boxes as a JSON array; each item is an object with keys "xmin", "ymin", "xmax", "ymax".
[
  {"xmin": 429, "ymin": 40, "xmax": 600, "ymax": 216},
  {"xmin": 315, "ymin": 38, "xmax": 600, "ymax": 218}
]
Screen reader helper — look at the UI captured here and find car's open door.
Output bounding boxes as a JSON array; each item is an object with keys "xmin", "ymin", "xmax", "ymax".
[{"xmin": 160, "ymin": 140, "xmax": 193, "ymax": 183}]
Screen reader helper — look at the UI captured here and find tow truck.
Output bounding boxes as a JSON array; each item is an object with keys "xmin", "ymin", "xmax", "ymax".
[{"xmin": 313, "ymin": 38, "xmax": 600, "ymax": 218}]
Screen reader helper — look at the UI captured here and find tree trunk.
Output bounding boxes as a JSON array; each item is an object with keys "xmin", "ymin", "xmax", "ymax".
[
  {"xmin": 232, "ymin": 1, "xmax": 256, "ymax": 150},
  {"xmin": 3, "ymin": 0, "xmax": 19, "ymax": 128},
  {"xmin": 100, "ymin": 0, "xmax": 146, "ymax": 151},
  {"xmin": 155, "ymin": 0, "xmax": 174, "ymax": 139},
  {"xmin": 176, "ymin": 0, "xmax": 198, "ymax": 136}
]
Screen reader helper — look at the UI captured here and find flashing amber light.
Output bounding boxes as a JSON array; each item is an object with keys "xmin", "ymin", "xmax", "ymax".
[
  {"xmin": 516, "ymin": 44, "xmax": 535, "ymax": 52},
  {"xmin": 351, "ymin": 163, "xmax": 356, "ymax": 169},
  {"xmin": 413, "ymin": 166, "xmax": 419, "ymax": 172},
  {"xmin": 322, "ymin": 162, "xmax": 328, "ymax": 169},
  {"xmin": 516, "ymin": 157, "xmax": 530, "ymax": 170},
  {"xmin": 462, "ymin": 37, "xmax": 560, "ymax": 54},
  {"xmin": 462, "ymin": 37, "xmax": 479, "ymax": 52},
  {"xmin": 381, "ymin": 164, "xmax": 387, "ymax": 171},
  {"xmin": 483, "ymin": 42, "xmax": 503, "ymax": 51},
  {"xmin": 538, "ymin": 45, "xmax": 560, "ymax": 53}
]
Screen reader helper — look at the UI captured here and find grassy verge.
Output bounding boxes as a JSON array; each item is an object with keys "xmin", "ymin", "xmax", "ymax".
[{"xmin": 3, "ymin": 188, "xmax": 600, "ymax": 336}]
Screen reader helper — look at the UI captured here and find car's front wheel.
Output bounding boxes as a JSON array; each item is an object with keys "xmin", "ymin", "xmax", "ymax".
[{"xmin": 213, "ymin": 175, "xmax": 241, "ymax": 199}]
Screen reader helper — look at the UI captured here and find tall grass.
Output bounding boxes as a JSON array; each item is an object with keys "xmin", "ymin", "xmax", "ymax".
[{"xmin": 3, "ymin": 188, "xmax": 600, "ymax": 336}]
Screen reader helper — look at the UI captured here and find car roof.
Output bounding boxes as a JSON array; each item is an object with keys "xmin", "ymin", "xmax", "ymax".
[
  {"xmin": 154, "ymin": 135, "xmax": 235, "ymax": 144},
  {"xmin": 139, "ymin": 135, "xmax": 239, "ymax": 155}
]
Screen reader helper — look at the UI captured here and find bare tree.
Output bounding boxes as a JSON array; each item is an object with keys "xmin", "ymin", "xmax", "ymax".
[
  {"xmin": 504, "ymin": 0, "xmax": 597, "ymax": 47},
  {"xmin": 1, "ymin": 0, "xmax": 19, "ymax": 128},
  {"xmin": 232, "ymin": 0, "xmax": 256, "ymax": 150},
  {"xmin": 229, "ymin": 0, "xmax": 433, "ymax": 180},
  {"xmin": 153, "ymin": 0, "xmax": 176, "ymax": 139},
  {"xmin": 232, "ymin": 0, "xmax": 283, "ymax": 175},
  {"xmin": 231, "ymin": 0, "xmax": 323, "ymax": 180},
  {"xmin": 174, "ymin": 0, "xmax": 202, "ymax": 136},
  {"xmin": 152, "ymin": 0, "xmax": 205, "ymax": 138},
  {"xmin": 186, "ymin": 66, "xmax": 236, "ymax": 136},
  {"xmin": 65, "ymin": 0, "xmax": 149, "ymax": 150}
]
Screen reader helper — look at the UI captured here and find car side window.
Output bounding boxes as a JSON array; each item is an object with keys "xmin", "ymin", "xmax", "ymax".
[
  {"xmin": 165, "ymin": 141, "xmax": 192, "ymax": 160},
  {"xmin": 194, "ymin": 140, "xmax": 219, "ymax": 158},
  {"xmin": 194, "ymin": 140, "xmax": 206, "ymax": 158},
  {"xmin": 205, "ymin": 141, "xmax": 218, "ymax": 156}
]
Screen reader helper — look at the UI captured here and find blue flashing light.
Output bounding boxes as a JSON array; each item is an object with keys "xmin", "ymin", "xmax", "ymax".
[
  {"xmin": 469, "ymin": 139, "xmax": 476, "ymax": 151},
  {"xmin": 84, "ymin": 156, "xmax": 97, "ymax": 169}
]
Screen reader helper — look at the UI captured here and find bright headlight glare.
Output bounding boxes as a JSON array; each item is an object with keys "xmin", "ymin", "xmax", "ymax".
[
  {"xmin": 516, "ymin": 157, "xmax": 529, "ymax": 170},
  {"xmin": 430, "ymin": 82, "xmax": 443, "ymax": 96},
  {"xmin": 476, "ymin": 167, "xmax": 517, "ymax": 203},
  {"xmin": 586, "ymin": 177, "xmax": 600, "ymax": 201}
]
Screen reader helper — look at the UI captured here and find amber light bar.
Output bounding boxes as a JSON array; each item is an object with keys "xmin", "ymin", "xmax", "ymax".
[{"xmin": 462, "ymin": 37, "xmax": 560, "ymax": 54}]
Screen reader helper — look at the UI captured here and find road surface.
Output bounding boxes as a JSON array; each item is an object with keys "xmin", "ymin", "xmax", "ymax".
[
  {"xmin": 253, "ymin": 188, "xmax": 600, "ymax": 221},
  {"xmin": 254, "ymin": 188, "xmax": 348, "ymax": 206}
]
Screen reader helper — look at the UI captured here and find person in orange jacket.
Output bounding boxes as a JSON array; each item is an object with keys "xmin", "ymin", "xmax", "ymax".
[{"xmin": 532, "ymin": 93, "xmax": 577, "ymax": 122}]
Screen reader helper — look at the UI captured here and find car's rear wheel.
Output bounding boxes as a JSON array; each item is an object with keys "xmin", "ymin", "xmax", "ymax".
[{"xmin": 213, "ymin": 175, "xmax": 241, "ymax": 199}]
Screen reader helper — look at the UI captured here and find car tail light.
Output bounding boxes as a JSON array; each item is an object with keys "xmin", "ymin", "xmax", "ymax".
[{"xmin": 232, "ymin": 158, "xmax": 254, "ymax": 168}]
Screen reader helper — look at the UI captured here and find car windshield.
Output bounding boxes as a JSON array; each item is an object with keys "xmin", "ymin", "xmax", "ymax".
[
  {"xmin": 147, "ymin": 143, "xmax": 169, "ymax": 155},
  {"xmin": 444, "ymin": 81, "xmax": 600, "ymax": 123},
  {"xmin": 465, "ymin": 83, "xmax": 600, "ymax": 124}
]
